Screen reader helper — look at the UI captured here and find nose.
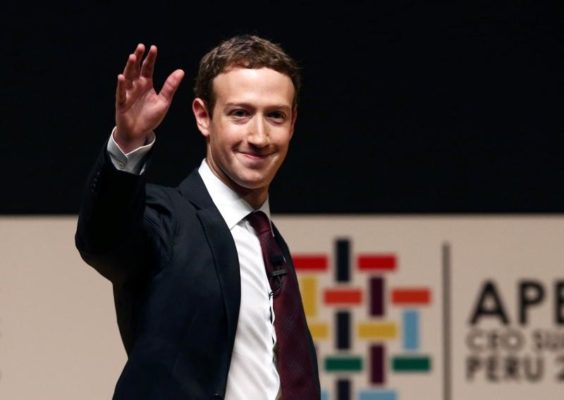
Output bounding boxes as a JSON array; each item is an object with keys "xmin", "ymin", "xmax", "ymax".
[{"xmin": 247, "ymin": 115, "xmax": 269, "ymax": 147}]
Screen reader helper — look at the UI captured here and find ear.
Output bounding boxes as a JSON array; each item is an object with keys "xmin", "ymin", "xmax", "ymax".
[{"xmin": 192, "ymin": 98, "xmax": 211, "ymax": 138}]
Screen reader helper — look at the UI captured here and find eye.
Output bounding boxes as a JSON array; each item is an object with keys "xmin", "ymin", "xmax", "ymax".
[
  {"xmin": 229, "ymin": 108, "xmax": 250, "ymax": 120},
  {"xmin": 268, "ymin": 111, "xmax": 287, "ymax": 124}
]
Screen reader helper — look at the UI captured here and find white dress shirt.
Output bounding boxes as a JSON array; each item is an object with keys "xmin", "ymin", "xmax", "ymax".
[{"xmin": 107, "ymin": 132, "xmax": 280, "ymax": 399}]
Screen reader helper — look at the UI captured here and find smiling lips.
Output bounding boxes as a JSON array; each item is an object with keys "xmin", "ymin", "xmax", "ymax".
[{"xmin": 239, "ymin": 150, "xmax": 273, "ymax": 165}]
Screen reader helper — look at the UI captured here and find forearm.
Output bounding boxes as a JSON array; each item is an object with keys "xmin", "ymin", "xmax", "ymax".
[{"xmin": 75, "ymin": 143, "xmax": 149, "ymax": 283}]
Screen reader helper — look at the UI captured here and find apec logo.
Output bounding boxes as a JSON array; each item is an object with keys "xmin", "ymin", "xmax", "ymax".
[
  {"xmin": 294, "ymin": 238, "xmax": 433, "ymax": 400},
  {"xmin": 466, "ymin": 279, "xmax": 564, "ymax": 383}
]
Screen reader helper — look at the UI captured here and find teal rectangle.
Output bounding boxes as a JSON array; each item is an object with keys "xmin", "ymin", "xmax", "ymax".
[
  {"xmin": 392, "ymin": 355, "xmax": 431, "ymax": 372},
  {"xmin": 325, "ymin": 356, "xmax": 363, "ymax": 372},
  {"xmin": 403, "ymin": 309, "xmax": 419, "ymax": 351},
  {"xmin": 359, "ymin": 390, "xmax": 397, "ymax": 400}
]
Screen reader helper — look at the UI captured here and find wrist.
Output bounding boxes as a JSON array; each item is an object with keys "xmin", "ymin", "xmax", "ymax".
[{"xmin": 113, "ymin": 128, "xmax": 150, "ymax": 153}]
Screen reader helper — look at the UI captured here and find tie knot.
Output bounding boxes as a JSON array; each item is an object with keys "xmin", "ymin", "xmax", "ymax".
[{"xmin": 246, "ymin": 211, "xmax": 272, "ymax": 235}]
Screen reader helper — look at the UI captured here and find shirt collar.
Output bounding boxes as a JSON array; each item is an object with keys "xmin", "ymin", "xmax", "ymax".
[{"xmin": 198, "ymin": 159, "xmax": 271, "ymax": 230}]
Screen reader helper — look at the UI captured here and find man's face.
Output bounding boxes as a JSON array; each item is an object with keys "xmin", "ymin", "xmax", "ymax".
[{"xmin": 193, "ymin": 67, "xmax": 296, "ymax": 204}]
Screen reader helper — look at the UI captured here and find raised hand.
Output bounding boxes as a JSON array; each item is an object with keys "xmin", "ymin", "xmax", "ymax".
[{"xmin": 114, "ymin": 44, "xmax": 185, "ymax": 153}]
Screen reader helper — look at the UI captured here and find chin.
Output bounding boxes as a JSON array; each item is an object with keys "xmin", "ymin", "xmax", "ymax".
[
  {"xmin": 237, "ymin": 180, "xmax": 269, "ymax": 191},
  {"xmin": 232, "ymin": 175, "xmax": 271, "ymax": 191}
]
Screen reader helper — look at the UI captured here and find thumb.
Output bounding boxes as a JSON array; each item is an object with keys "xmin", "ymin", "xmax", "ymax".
[{"xmin": 159, "ymin": 69, "xmax": 185, "ymax": 102}]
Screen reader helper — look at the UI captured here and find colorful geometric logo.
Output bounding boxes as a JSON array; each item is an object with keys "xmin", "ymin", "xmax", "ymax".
[{"xmin": 295, "ymin": 238, "xmax": 433, "ymax": 400}]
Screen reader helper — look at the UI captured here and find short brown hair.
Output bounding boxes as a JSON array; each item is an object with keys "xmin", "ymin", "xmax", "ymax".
[{"xmin": 194, "ymin": 34, "xmax": 301, "ymax": 115}]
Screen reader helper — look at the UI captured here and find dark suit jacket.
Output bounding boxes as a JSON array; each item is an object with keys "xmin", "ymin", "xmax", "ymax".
[{"xmin": 75, "ymin": 148, "xmax": 320, "ymax": 399}]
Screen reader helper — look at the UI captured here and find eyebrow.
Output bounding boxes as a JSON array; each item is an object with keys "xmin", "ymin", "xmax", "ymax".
[{"xmin": 224, "ymin": 102, "xmax": 292, "ymax": 112}]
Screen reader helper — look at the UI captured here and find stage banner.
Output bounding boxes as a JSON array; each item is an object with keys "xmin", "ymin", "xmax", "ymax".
[{"xmin": 1, "ymin": 216, "xmax": 564, "ymax": 399}]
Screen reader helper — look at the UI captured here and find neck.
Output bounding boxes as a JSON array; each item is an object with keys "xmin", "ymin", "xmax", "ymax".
[
  {"xmin": 238, "ymin": 189, "xmax": 268, "ymax": 210},
  {"xmin": 221, "ymin": 178, "xmax": 267, "ymax": 209},
  {"xmin": 205, "ymin": 157, "xmax": 268, "ymax": 210}
]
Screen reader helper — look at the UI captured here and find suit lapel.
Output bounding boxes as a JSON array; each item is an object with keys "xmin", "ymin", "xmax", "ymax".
[{"xmin": 177, "ymin": 171, "xmax": 241, "ymax": 342}]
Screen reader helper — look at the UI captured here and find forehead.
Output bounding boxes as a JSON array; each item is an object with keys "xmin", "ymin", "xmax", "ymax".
[{"xmin": 212, "ymin": 67, "xmax": 295, "ymax": 107}]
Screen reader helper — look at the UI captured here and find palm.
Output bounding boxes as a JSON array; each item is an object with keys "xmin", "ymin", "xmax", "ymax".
[
  {"xmin": 114, "ymin": 44, "xmax": 184, "ymax": 150},
  {"xmin": 117, "ymin": 78, "xmax": 168, "ymax": 136}
]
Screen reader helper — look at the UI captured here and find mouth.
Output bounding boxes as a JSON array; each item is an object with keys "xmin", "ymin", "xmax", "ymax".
[{"xmin": 239, "ymin": 151, "xmax": 271, "ymax": 162}]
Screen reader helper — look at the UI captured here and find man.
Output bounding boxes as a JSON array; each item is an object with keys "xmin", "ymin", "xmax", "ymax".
[{"xmin": 75, "ymin": 35, "xmax": 320, "ymax": 399}]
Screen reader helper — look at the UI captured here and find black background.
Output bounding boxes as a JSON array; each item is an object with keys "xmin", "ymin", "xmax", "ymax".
[{"xmin": 3, "ymin": 1, "xmax": 564, "ymax": 214}]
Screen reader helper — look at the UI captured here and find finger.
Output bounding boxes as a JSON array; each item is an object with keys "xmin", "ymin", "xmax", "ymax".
[
  {"xmin": 115, "ymin": 74, "xmax": 127, "ymax": 107},
  {"xmin": 158, "ymin": 69, "xmax": 185, "ymax": 102},
  {"xmin": 140, "ymin": 45, "xmax": 157, "ymax": 79},
  {"xmin": 122, "ymin": 53, "xmax": 138, "ymax": 81},
  {"xmin": 131, "ymin": 43, "xmax": 145, "ymax": 78},
  {"xmin": 122, "ymin": 43, "xmax": 145, "ymax": 80}
]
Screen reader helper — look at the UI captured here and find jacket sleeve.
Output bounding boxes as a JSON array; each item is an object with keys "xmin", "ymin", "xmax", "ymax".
[{"xmin": 75, "ymin": 144, "xmax": 173, "ymax": 285}]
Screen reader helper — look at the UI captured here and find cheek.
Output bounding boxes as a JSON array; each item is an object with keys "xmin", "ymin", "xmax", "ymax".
[
  {"xmin": 214, "ymin": 122, "xmax": 242, "ymax": 144},
  {"xmin": 209, "ymin": 127, "xmax": 242, "ymax": 161},
  {"xmin": 274, "ymin": 131, "xmax": 293, "ymax": 150}
]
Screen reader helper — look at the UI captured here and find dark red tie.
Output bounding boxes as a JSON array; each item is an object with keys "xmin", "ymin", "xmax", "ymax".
[{"xmin": 246, "ymin": 211, "xmax": 319, "ymax": 400}]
